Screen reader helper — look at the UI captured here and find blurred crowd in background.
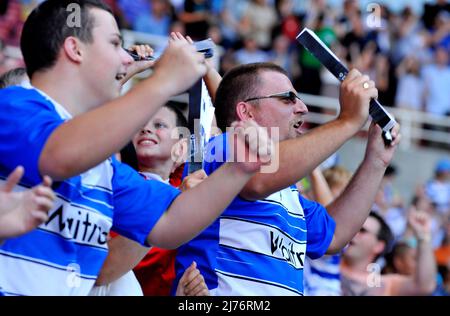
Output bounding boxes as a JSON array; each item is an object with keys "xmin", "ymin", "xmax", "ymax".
[{"xmin": 1, "ymin": 0, "xmax": 449, "ymax": 117}]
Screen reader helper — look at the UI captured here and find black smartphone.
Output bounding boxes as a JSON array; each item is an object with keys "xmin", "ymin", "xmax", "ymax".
[{"xmin": 126, "ymin": 49, "xmax": 155, "ymax": 61}]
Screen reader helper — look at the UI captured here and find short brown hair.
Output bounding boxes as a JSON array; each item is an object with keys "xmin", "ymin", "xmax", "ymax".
[
  {"xmin": 214, "ymin": 62, "xmax": 288, "ymax": 132},
  {"xmin": 21, "ymin": 0, "xmax": 112, "ymax": 78}
]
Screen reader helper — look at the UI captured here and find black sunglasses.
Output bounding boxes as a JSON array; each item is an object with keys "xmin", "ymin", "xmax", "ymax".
[{"xmin": 244, "ymin": 91, "xmax": 301, "ymax": 103}]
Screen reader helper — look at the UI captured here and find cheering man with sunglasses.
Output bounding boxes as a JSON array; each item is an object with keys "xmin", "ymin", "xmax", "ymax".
[{"xmin": 173, "ymin": 62, "xmax": 401, "ymax": 296}]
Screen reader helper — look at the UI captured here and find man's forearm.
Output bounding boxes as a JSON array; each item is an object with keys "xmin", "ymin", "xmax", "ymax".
[
  {"xmin": 326, "ymin": 159, "xmax": 386, "ymax": 253},
  {"xmin": 414, "ymin": 236, "xmax": 437, "ymax": 293},
  {"xmin": 310, "ymin": 168, "xmax": 334, "ymax": 206},
  {"xmin": 204, "ymin": 67, "xmax": 221, "ymax": 103},
  {"xmin": 39, "ymin": 76, "xmax": 173, "ymax": 180},
  {"xmin": 147, "ymin": 163, "xmax": 254, "ymax": 249},
  {"xmin": 95, "ymin": 235, "xmax": 150, "ymax": 286},
  {"xmin": 241, "ymin": 119, "xmax": 359, "ymax": 200}
]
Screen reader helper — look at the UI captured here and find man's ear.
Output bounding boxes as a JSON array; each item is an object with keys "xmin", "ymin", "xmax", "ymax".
[
  {"xmin": 62, "ymin": 36, "xmax": 83, "ymax": 63},
  {"xmin": 374, "ymin": 240, "xmax": 386, "ymax": 257},
  {"xmin": 236, "ymin": 101, "xmax": 255, "ymax": 121}
]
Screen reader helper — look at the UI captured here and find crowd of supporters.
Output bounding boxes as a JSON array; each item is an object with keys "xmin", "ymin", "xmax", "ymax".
[{"xmin": 0, "ymin": 0, "xmax": 449, "ymax": 296}]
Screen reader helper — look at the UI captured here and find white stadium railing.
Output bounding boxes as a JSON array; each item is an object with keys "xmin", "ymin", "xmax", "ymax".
[{"xmin": 299, "ymin": 93, "xmax": 450, "ymax": 150}]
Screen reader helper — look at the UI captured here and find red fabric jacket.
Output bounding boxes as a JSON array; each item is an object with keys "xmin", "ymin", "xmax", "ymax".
[{"xmin": 133, "ymin": 164, "xmax": 185, "ymax": 295}]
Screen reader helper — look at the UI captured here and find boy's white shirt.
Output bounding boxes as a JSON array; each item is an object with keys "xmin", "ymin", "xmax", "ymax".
[
  {"xmin": 89, "ymin": 270, "xmax": 143, "ymax": 296},
  {"xmin": 139, "ymin": 171, "xmax": 170, "ymax": 184}
]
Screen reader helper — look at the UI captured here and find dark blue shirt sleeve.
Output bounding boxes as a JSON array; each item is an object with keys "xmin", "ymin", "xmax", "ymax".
[
  {"xmin": 111, "ymin": 159, "xmax": 181, "ymax": 247},
  {"xmin": 300, "ymin": 194, "xmax": 336, "ymax": 259}
]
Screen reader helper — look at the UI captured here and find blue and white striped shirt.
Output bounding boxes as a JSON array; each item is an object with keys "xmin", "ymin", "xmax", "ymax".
[
  {"xmin": 174, "ymin": 133, "xmax": 335, "ymax": 295},
  {"xmin": 304, "ymin": 254, "xmax": 342, "ymax": 296},
  {"xmin": 0, "ymin": 87, "xmax": 181, "ymax": 295}
]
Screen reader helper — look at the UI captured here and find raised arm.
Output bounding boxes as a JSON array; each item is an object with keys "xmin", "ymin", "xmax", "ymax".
[
  {"xmin": 147, "ymin": 120, "xmax": 274, "ymax": 248},
  {"xmin": 389, "ymin": 211, "xmax": 437, "ymax": 295},
  {"xmin": 95, "ymin": 235, "xmax": 149, "ymax": 286},
  {"xmin": 309, "ymin": 167, "xmax": 334, "ymax": 206},
  {"xmin": 241, "ymin": 70, "xmax": 378, "ymax": 200},
  {"xmin": 39, "ymin": 40, "xmax": 207, "ymax": 181},
  {"xmin": 326, "ymin": 122, "xmax": 401, "ymax": 253},
  {"xmin": 203, "ymin": 62, "xmax": 222, "ymax": 104},
  {"xmin": 95, "ymin": 170, "xmax": 208, "ymax": 285},
  {"xmin": 170, "ymin": 32, "xmax": 222, "ymax": 103}
]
